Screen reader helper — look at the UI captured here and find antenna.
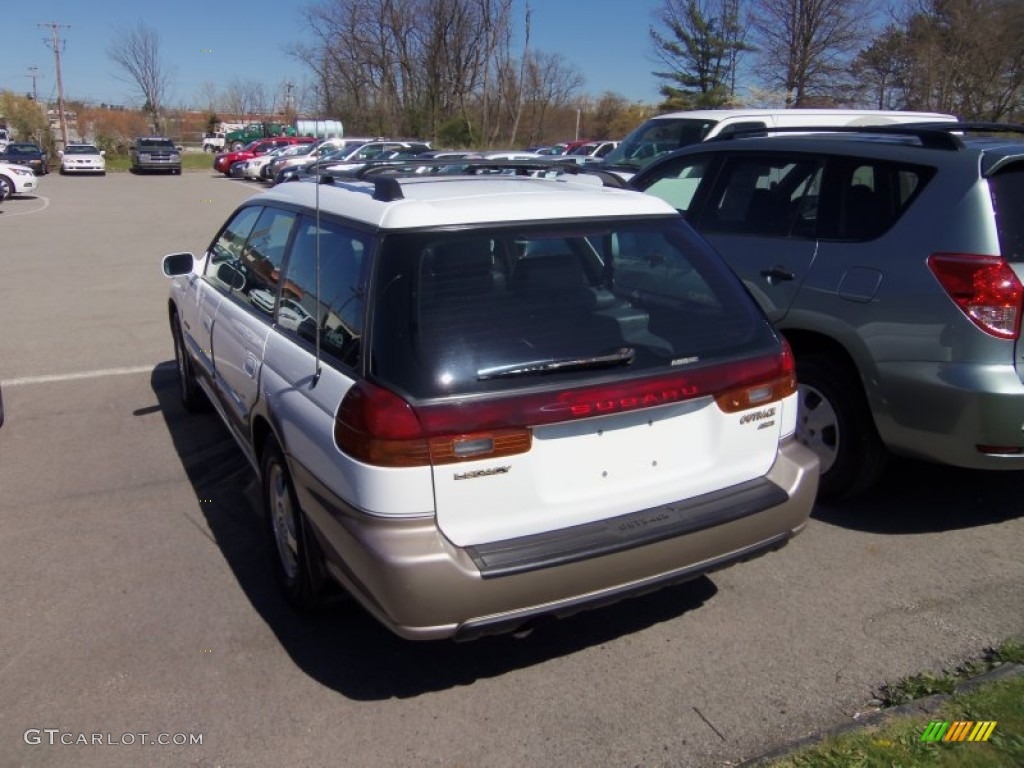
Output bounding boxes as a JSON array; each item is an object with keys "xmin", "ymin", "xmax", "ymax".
[{"xmin": 312, "ymin": 114, "xmax": 323, "ymax": 387}]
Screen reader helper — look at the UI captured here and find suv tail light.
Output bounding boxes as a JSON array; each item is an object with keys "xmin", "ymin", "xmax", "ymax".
[
  {"xmin": 927, "ymin": 253, "xmax": 1023, "ymax": 340},
  {"xmin": 335, "ymin": 345, "xmax": 796, "ymax": 467}
]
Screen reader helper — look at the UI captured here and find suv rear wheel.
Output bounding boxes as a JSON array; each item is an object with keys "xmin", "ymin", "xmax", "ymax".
[
  {"xmin": 795, "ymin": 353, "xmax": 888, "ymax": 500},
  {"xmin": 262, "ymin": 436, "xmax": 328, "ymax": 611}
]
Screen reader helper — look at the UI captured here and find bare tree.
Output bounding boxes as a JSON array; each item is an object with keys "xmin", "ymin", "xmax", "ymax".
[
  {"xmin": 750, "ymin": 0, "xmax": 870, "ymax": 106},
  {"xmin": 107, "ymin": 24, "xmax": 172, "ymax": 132},
  {"xmin": 884, "ymin": 0, "xmax": 1024, "ymax": 120}
]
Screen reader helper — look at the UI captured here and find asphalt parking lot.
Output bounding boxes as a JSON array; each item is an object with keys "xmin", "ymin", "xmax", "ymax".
[{"xmin": 1, "ymin": 171, "xmax": 1022, "ymax": 768}]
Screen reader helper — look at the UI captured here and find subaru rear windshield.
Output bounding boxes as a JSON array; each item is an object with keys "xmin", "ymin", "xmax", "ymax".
[
  {"xmin": 990, "ymin": 164, "xmax": 1024, "ymax": 262},
  {"xmin": 369, "ymin": 218, "xmax": 776, "ymax": 400},
  {"xmin": 601, "ymin": 119, "xmax": 717, "ymax": 172}
]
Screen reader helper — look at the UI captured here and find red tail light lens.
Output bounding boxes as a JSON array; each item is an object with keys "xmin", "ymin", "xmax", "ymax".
[
  {"xmin": 335, "ymin": 346, "xmax": 794, "ymax": 467},
  {"xmin": 927, "ymin": 253, "xmax": 1023, "ymax": 339}
]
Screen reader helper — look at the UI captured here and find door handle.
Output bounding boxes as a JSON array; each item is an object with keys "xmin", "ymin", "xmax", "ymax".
[{"xmin": 760, "ymin": 266, "xmax": 795, "ymax": 284}]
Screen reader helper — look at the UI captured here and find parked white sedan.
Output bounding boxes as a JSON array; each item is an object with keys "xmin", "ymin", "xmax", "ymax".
[
  {"xmin": 0, "ymin": 161, "xmax": 39, "ymax": 198},
  {"xmin": 59, "ymin": 144, "xmax": 106, "ymax": 175}
]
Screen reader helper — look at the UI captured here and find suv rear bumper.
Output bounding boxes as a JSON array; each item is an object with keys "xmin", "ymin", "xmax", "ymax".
[
  {"xmin": 875, "ymin": 361, "xmax": 1024, "ymax": 468},
  {"xmin": 299, "ymin": 438, "xmax": 819, "ymax": 640}
]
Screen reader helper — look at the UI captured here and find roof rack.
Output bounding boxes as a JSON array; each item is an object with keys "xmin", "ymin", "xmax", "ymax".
[
  {"xmin": 707, "ymin": 121, "xmax": 1024, "ymax": 151},
  {"xmin": 349, "ymin": 157, "xmax": 632, "ymax": 189},
  {"xmin": 310, "ymin": 173, "xmax": 405, "ymax": 201}
]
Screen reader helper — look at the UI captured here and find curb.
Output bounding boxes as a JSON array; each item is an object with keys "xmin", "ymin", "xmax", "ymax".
[{"xmin": 742, "ymin": 662, "xmax": 1024, "ymax": 766}]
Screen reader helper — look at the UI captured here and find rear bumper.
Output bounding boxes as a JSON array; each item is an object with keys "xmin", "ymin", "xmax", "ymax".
[
  {"xmin": 299, "ymin": 438, "xmax": 819, "ymax": 640},
  {"xmin": 875, "ymin": 361, "xmax": 1024, "ymax": 468}
]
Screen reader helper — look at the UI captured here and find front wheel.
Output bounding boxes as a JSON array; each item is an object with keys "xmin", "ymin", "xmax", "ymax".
[
  {"xmin": 171, "ymin": 312, "xmax": 207, "ymax": 412},
  {"xmin": 795, "ymin": 353, "xmax": 888, "ymax": 500},
  {"xmin": 0, "ymin": 175, "xmax": 13, "ymax": 199},
  {"xmin": 262, "ymin": 437, "xmax": 328, "ymax": 611}
]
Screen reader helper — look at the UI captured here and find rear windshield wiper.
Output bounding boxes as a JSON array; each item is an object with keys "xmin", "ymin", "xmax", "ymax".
[{"xmin": 477, "ymin": 347, "xmax": 635, "ymax": 380}]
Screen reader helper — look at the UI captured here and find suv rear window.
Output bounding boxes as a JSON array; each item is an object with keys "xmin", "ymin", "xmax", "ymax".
[
  {"xmin": 990, "ymin": 165, "xmax": 1024, "ymax": 262},
  {"xmin": 370, "ymin": 219, "xmax": 775, "ymax": 399}
]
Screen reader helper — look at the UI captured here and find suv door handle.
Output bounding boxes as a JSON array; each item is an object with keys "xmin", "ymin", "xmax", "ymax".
[{"xmin": 760, "ymin": 266, "xmax": 795, "ymax": 284}]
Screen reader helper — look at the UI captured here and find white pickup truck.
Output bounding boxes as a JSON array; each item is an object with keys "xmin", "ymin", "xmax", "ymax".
[{"xmin": 201, "ymin": 132, "xmax": 226, "ymax": 153}]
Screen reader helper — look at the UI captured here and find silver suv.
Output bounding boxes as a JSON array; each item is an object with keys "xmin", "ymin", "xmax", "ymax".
[
  {"xmin": 630, "ymin": 122, "xmax": 1024, "ymax": 499},
  {"xmin": 162, "ymin": 171, "xmax": 818, "ymax": 640}
]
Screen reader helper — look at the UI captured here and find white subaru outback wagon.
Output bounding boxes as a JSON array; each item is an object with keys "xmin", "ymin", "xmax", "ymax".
[{"xmin": 162, "ymin": 171, "xmax": 819, "ymax": 640}]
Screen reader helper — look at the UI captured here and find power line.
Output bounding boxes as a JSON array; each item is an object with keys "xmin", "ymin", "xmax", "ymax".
[{"xmin": 39, "ymin": 21, "xmax": 71, "ymax": 147}]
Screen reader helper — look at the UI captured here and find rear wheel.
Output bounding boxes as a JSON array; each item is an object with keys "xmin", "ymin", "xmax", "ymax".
[
  {"xmin": 262, "ymin": 437, "xmax": 328, "ymax": 611},
  {"xmin": 795, "ymin": 353, "xmax": 888, "ymax": 500},
  {"xmin": 230, "ymin": 141, "xmax": 244, "ymax": 151}
]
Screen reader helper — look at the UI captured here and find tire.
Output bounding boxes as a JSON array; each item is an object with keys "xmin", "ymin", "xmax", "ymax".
[
  {"xmin": 170, "ymin": 312, "xmax": 207, "ymax": 412},
  {"xmin": 230, "ymin": 141, "xmax": 244, "ymax": 152},
  {"xmin": 262, "ymin": 436, "xmax": 328, "ymax": 612},
  {"xmin": 795, "ymin": 353, "xmax": 888, "ymax": 500},
  {"xmin": 0, "ymin": 175, "xmax": 12, "ymax": 199}
]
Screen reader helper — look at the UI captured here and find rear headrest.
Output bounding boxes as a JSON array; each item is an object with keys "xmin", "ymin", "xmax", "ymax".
[{"xmin": 514, "ymin": 254, "xmax": 585, "ymax": 293}]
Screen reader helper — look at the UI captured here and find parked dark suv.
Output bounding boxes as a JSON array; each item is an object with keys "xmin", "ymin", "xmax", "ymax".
[
  {"xmin": 630, "ymin": 122, "xmax": 1024, "ymax": 499},
  {"xmin": 129, "ymin": 137, "xmax": 181, "ymax": 174}
]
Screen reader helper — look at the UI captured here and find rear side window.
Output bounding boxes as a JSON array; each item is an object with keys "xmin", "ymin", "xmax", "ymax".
[
  {"xmin": 370, "ymin": 219, "xmax": 775, "ymax": 399},
  {"xmin": 989, "ymin": 165, "xmax": 1024, "ymax": 262},
  {"xmin": 277, "ymin": 216, "xmax": 369, "ymax": 368},
  {"xmin": 818, "ymin": 159, "xmax": 934, "ymax": 241}
]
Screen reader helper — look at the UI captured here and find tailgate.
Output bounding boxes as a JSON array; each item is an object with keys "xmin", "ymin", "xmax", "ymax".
[{"xmin": 433, "ymin": 397, "xmax": 785, "ymax": 547}]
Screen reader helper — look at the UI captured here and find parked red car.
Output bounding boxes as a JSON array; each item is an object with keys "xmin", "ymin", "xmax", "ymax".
[{"xmin": 213, "ymin": 137, "xmax": 315, "ymax": 175}]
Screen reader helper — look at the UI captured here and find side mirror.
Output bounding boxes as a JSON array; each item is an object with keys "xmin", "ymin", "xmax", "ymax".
[
  {"xmin": 162, "ymin": 252, "xmax": 195, "ymax": 277},
  {"xmin": 100, "ymin": 150, "xmax": 106, "ymax": 157},
  {"xmin": 58, "ymin": 150, "xmax": 64, "ymax": 158},
  {"xmin": 176, "ymin": 145, "xmax": 184, "ymax": 152}
]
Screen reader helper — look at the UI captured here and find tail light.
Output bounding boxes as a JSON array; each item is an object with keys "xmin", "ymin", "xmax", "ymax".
[
  {"xmin": 335, "ymin": 344, "xmax": 796, "ymax": 467},
  {"xmin": 927, "ymin": 253, "xmax": 1023, "ymax": 339}
]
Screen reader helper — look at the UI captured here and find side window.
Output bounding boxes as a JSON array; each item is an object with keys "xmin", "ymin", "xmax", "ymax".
[
  {"xmin": 208, "ymin": 206, "xmax": 262, "ymax": 269},
  {"xmin": 696, "ymin": 155, "xmax": 823, "ymax": 238},
  {"xmin": 211, "ymin": 207, "xmax": 297, "ymax": 316},
  {"xmin": 641, "ymin": 156, "xmax": 712, "ymax": 213},
  {"xmin": 279, "ymin": 216, "xmax": 368, "ymax": 368}
]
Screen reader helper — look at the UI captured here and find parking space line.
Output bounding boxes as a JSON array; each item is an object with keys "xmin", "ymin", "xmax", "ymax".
[
  {"xmin": 3, "ymin": 363, "xmax": 172, "ymax": 387},
  {"xmin": 2, "ymin": 195, "xmax": 51, "ymax": 217}
]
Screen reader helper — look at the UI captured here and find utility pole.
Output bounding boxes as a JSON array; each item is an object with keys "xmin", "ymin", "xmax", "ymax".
[
  {"xmin": 39, "ymin": 22, "xmax": 70, "ymax": 148},
  {"xmin": 27, "ymin": 66, "xmax": 40, "ymax": 102}
]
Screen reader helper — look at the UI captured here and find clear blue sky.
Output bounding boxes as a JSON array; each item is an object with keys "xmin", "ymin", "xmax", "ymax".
[{"xmin": 2, "ymin": 1, "xmax": 665, "ymax": 110}]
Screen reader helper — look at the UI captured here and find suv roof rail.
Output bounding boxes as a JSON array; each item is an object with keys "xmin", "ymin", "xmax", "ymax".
[
  {"xmin": 311, "ymin": 172, "xmax": 405, "ymax": 201},
  {"xmin": 348, "ymin": 157, "xmax": 632, "ymax": 189},
  {"xmin": 708, "ymin": 121, "xmax": 1024, "ymax": 151}
]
